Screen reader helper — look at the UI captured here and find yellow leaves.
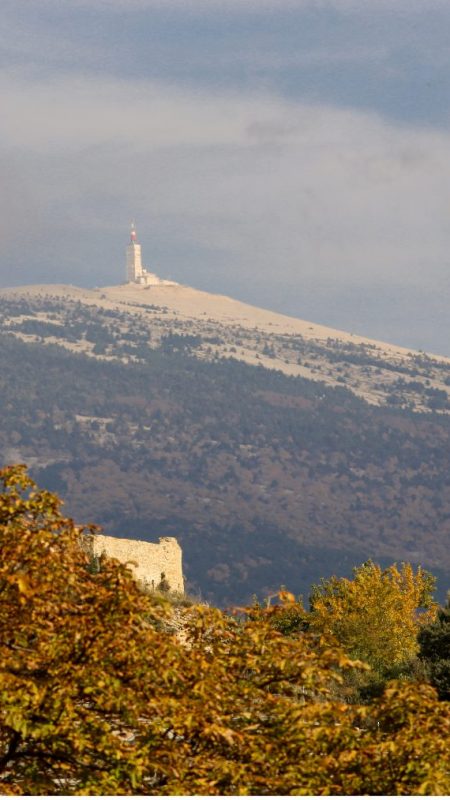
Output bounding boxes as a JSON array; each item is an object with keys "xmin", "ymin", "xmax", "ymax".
[
  {"xmin": 8, "ymin": 572, "xmax": 35, "ymax": 602},
  {"xmin": 310, "ymin": 561, "xmax": 437, "ymax": 675},
  {"xmin": 353, "ymin": 681, "xmax": 450, "ymax": 795},
  {"xmin": 4, "ymin": 711, "xmax": 29, "ymax": 738},
  {"xmin": 203, "ymin": 724, "xmax": 242, "ymax": 748},
  {"xmin": 335, "ymin": 651, "xmax": 369, "ymax": 670},
  {"xmin": 0, "ymin": 467, "xmax": 448, "ymax": 795},
  {"xmin": 278, "ymin": 589, "xmax": 296, "ymax": 604}
]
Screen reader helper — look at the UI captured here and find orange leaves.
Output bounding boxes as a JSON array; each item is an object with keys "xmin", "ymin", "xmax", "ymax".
[
  {"xmin": 350, "ymin": 681, "xmax": 450, "ymax": 795},
  {"xmin": 0, "ymin": 466, "xmax": 171, "ymax": 793},
  {"xmin": 7, "ymin": 572, "xmax": 34, "ymax": 602},
  {"xmin": 277, "ymin": 589, "xmax": 296, "ymax": 604},
  {"xmin": 0, "ymin": 467, "xmax": 449, "ymax": 794}
]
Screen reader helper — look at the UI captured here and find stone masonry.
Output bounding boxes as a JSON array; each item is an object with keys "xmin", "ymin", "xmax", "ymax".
[{"xmin": 91, "ymin": 534, "xmax": 184, "ymax": 594}]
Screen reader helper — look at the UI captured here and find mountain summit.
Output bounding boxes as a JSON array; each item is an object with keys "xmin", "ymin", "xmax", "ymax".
[{"xmin": 2, "ymin": 280, "xmax": 450, "ymax": 414}]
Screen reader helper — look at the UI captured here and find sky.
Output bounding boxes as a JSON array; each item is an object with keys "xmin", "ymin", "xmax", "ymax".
[{"xmin": 2, "ymin": 0, "xmax": 450, "ymax": 354}]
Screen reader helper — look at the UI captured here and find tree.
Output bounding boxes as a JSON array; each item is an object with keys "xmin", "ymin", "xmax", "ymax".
[
  {"xmin": 0, "ymin": 466, "xmax": 364, "ymax": 794},
  {"xmin": 342, "ymin": 681, "xmax": 450, "ymax": 795},
  {"xmin": 141, "ymin": 601, "xmax": 450, "ymax": 796},
  {"xmin": 418, "ymin": 593, "xmax": 450, "ymax": 700},
  {"xmin": 0, "ymin": 464, "xmax": 178, "ymax": 794},
  {"xmin": 309, "ymin": 560, "xmax": 437, "ymax": 692},
  {"xmin": 0, "ymin": 466, "xmax": 449, "ymax": 794}
]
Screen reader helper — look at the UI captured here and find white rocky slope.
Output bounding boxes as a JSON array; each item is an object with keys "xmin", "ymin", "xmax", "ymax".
[{"xmin": 1, "ymin": 281, "xmax": 450, "ymax": 413}]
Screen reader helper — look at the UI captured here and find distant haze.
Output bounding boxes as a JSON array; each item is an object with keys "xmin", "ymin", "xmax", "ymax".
[{"xmin": 2, "ymin": 0, "xmax": 450, "ymax": 355}]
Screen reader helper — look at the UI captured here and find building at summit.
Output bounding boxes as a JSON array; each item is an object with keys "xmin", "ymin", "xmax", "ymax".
[{"xmin": 126, "ymin": 223, "xmax": 177, "ymax": 287}]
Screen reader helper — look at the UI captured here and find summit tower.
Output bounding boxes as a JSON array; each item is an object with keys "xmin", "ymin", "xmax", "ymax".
[
  {"xmin": 126, "ymin": 222, "xmax": 143, "ymax": 282},
  {"xmin": 124, "ymin": 223, "xmax": 178, "ymax": 287}
]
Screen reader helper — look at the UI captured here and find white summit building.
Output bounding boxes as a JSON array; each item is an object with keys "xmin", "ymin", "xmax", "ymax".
[{"xmin": 126, "ymin": 223, "xmax": 177, "ymax": 286}]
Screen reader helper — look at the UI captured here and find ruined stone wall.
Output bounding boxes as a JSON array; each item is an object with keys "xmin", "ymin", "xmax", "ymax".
[{"xmin": 91, "ymin": 534, "xmax": 184, "ymax": 594}]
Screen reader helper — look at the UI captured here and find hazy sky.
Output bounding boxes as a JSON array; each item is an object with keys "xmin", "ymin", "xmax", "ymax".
[{"xmin": 2, "ymin": 0, "xmax": 450, "ymax": 354}]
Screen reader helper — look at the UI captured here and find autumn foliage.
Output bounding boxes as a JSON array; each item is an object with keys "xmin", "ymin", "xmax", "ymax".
[
  {"xmin": 308, "ymin": 560, "xmax": 437, "ymax": 691},
  {"xmin": 0, "ymin": 466, "xmax": 449, "ymax": 795}
]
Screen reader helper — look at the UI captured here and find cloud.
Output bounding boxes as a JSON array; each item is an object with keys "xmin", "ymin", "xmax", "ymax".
[
  {"xmin": 0, "ymin": 73, "xmax": 276, "ymax": 151},
  {"xmin": 19, "ymin": 0, "xmax": 449, "ymax": 9},
  {"xmin": 3, "ymin": 0, "xmax": 340, "ymax": 9},
  {"xmin": 3, "ymin": 0, "xmax": 450, "ymax": 135},
  {"xmin": 2, "ymin": 0, "xmax": 450, "ymax": 351},
  {"xmin": 1, "ymin": 70, "xmax": 450, "ymax": 351}
]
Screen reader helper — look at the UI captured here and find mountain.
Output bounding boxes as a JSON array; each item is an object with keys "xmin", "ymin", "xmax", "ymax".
[{"xmin": 0, "ymin": 281, "xmax": 449, "ymax": 604}]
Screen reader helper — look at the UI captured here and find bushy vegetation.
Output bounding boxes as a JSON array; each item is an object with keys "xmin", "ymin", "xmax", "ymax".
[
  {"xmin": 258, "ymin": 562, "xmax": 439, "ymax": 701},
  {"xmin": 0, "ymin": 467, "xmax": 449, "ymax": 795},
  {"xmin": 309, "ymin": 562, "xmax": 436, "ymax": 687},
  {"xmin": 418, "ymin": 595, "xmax": 450, "ymax": 700}
]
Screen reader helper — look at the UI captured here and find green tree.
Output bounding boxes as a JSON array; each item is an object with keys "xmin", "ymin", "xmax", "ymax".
[{"xmin": 418, "ymin": 593, "xmax": 450, "ymax": 700}]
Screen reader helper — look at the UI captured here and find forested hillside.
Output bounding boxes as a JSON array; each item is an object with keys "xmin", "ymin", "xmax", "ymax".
[{"xmin": 1, "ymin": 312, "xmax": 449, "ymax": 604}]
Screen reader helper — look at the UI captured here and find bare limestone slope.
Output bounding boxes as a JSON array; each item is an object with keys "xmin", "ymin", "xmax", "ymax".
[{"xmin": 1, "ymin": 281, "xmax": 450, "ymax": 414}]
